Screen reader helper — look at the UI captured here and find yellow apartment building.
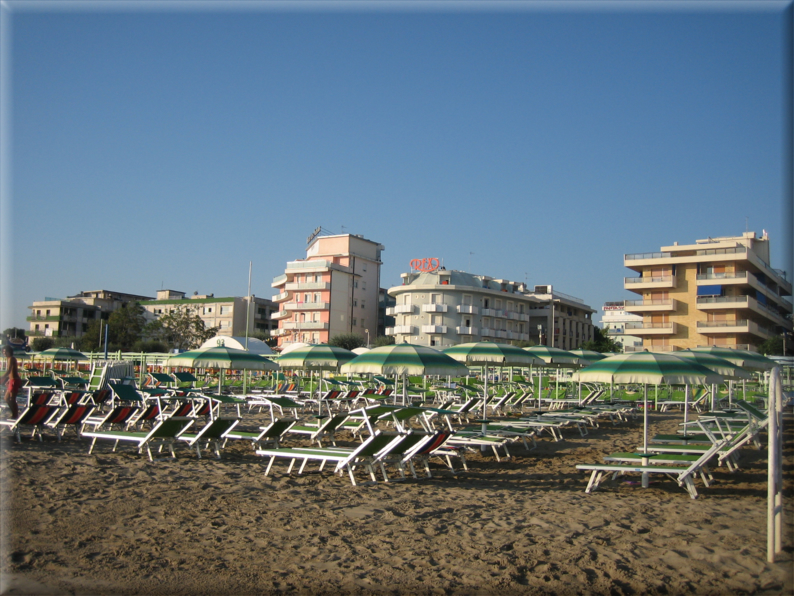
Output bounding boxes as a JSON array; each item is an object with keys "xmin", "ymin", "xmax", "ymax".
[{"xmin": 623, "ymin": 231, "xmax": 792, "ymax": 352}]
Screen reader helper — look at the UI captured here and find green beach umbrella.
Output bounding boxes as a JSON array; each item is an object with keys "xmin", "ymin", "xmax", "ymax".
[
  {"xmin": 569, "ymin": 349, "xmax": 608, "ymax": 364},
  {"xmin": 443, "ymin": 342, "xmax": 544, "ymax": 420},
  {"xmin": 341, "ymin": 344, "xmax": 469, "ymax": 405},
  {"xmin": 671, "ymin": 350, "xmax": 753, "ymax": 380},
  {"xmin": 277, "ymin": 344, "xmax": 357, "ymax": 414},
  {"xmin": 523, "ymin": 346, "xmax": 583, "ymax": 408},
  {"xmin": 522, "ymin": 345, "xmax": 582, "ymax": 366},
  {"xmin": 571, "ymin": 352, "xmax": 724, "ymax": 457},
  {"xmin": 690, "ymin": 347, "xmax": 776, "ymax": 372},
  {"xmin": 37, "ymin": 347, "xmax": 87, "ymax": 361},
  {"xmin": 167, "ymin": 346, "xmax": 278, "ymax": 396},
  {"xmin": 277, "ymin": 344, "xmax": 356, "ymax": 370}
]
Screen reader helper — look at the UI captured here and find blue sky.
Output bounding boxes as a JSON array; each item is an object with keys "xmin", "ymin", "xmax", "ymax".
[{"xmin": 2, "ymin": 1, "xmax": 791, "ymax": 330}]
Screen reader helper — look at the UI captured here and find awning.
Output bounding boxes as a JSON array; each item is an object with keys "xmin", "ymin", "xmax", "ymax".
[{"xmin": 697, "ymin": 285, "xmax": 723, "ymax": 296}]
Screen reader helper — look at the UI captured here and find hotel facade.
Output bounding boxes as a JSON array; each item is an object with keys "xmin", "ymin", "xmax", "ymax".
[
  {"xmin": 623, "ymin": 231, "xmax": 792, "ymax": 352},
  {"xmin": 385, "ymin": 266, "xmax": 595, "ymax": 350},
  {"xmin": 141, "ymin": 290, "xmax": 277, "ymax": 338},
  {"xmin": 271, "ymin": 233, "xmax": 384, "ymax": 349}
]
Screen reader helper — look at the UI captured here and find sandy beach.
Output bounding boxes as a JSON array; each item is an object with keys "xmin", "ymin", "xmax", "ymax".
[{"xmin": 2, "ymin": 409, "xmax": 792, "ymax": 595}]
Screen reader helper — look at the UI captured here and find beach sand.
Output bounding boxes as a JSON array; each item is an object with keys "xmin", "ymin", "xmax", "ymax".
[{"xmin": 2, "ymin": 410, "xmax": 792, "ymax": 595}]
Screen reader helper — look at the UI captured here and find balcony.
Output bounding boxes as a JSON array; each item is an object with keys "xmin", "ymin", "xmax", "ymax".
[
  {"xmin": 481, "ymin": 308, "xmax": 508, "ymax": 318},
  {"xmin": 285, "ymin": 282, "xmax": 330, "ymax": 291},
  {"xmin": 623, "ymin": 299, "xmax": 677, "ymax": 313},
  {"xmin": 271, "ymin": 292, "xmax": 290, "ymax": 303},
  {"xmin": 26, "ymin": 315, "xmax": 61, "ymax": 322},
  {"xmin": 422, "ymin": 303, "xmax": 448, "ymax": 313},
  {"xmin": 481, "ymin": 328, "xmax": 497, "ymax": 338},
  {"xmin": 697, "ymin": 320, "xmax": 774, "ymax": 338},
  {"xmin": 421, "ymin": 325, "xmax": 448, "ymax": 334},
  {"xmin": 696, "ymin": 295, "xmax": 750, "ymax": 310},
  {"xmin": 624, "ymin": 322, "xmax": 677, "ymax": 335},
  {"xmin": 270, "ymin": 310, "xmax": 291, "ymax": 321},
  {"xmin": 624, "ymin": 276, "xmax": 676, "ymax": 291},
  {"xmin": 284, "ymin": 302, "xmax": 330, "ymax": 311},
  {"xmin": 284, "ymin": 260, "xmax": 349, "ymax": 274},
  {"xmin": 696, "ymin": 272, "xmax": 749, "ymax": 285},
  {"xmin": 282, "ymin": 321, "xmax": 329, "ymax": 330},
  {"xmin": 457, "ymin": 305, "xmax": 479, "ymax": 315},
  {"xmin": 456, "ymin": 326, "xmax": 479, "ymax": 335},
  {"xmin": 625, "ymin": 344, "xmax": 680, "ymax": 353},
  {"xmin": 271, "ymin": 274, "xmax": 288, "ymax": 288},
  {"xmin": 388, "ymin": 304, "xmax": 416, "ymax": 315},
  {"xmin": 386, "ymin": 325, "xmax": 416, "ymax": 336}
]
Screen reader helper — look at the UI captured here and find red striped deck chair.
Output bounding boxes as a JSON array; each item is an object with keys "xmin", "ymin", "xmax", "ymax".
[
  {"xmin": 47, "ymin": 404, "xmax": 95, "ymax": 441},
  {"xmin": 82, "ymin": 405, "xmax": 140, "ymax": 433},
  {"xmin": 0, "ymin": 405, "xmax": 61, "ymax": 443}
]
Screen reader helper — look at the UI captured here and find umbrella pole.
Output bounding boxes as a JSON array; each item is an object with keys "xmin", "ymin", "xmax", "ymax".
[
  {"xmin": 683, "ymin": 384, "xmax": 689, "ymax": 437},
  {"xmin": 217, "ymin": 369, "xmax": 224, "ymax": 396},
  {"xmin": 642, "ymin": 384, "xmax": 650, "ymax": 488}
]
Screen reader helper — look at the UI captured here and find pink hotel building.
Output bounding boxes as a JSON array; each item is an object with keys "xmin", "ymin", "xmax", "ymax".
[{"xmin": 270, "ymin": 233, "xmax": 384, "ymax": 350}]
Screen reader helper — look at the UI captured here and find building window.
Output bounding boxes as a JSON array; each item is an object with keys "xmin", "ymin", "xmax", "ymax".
[
  {"xmin": 314, "ymin": 293, "xmax": 321, "ymax": 302},
  {"xmin": 220, "ymin": 306, "xmax": 229, "ymax": 315},
  {"xmin": 304, "ymin": 293, "xmax": 310, "ymax": 303},
  {"xmin": 354, "ymin": 281, "xmax": 359, "ymax": 289},
  {"xmin": 353, "ymin": 318, "xmax": 357, "ymax": 327},
  {"xmin": 354, "ymin": 299, "xmax": 358, "ymax": 307},
  {"xmin": 35, "ymin": 324, "xmax": 39, "ymax": 331},
  {"xmin": 361, "ymin": 300, "xmax": 365, "ymax": 309}
]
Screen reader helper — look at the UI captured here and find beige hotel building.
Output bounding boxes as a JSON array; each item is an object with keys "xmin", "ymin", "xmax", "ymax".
[{"xmin": 623, "ymin": 231, "xmax": 792, "ymax": 352}]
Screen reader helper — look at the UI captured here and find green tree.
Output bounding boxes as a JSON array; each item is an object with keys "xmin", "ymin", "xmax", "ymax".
[
  {"xmin": 79, "ymin": 319, "xmax": 106, "ymax": 352},
  {"xmin": 580, "ymin": 327, "xmax": 623, "ymax": 354},
  {"xmin": 108, "ymin": 303, "xmax": 147, "ymax": 351},
  {"xmin": 3, "ymin": 328, "xmax": 27, "ymax": 341},
  {"xmin": 514, "ymin": 340, "xmax": 537, "ymax": 348},
  {"xmin": 146, "ymin": 307, "xmax": 219, "ymax": 351},
  {"xmin": 329, "ymin": 333, "xmax": 366, "ymax": 351},
  {"xmin": 250, "ymin": 330, "xmax": 278, "ymax": 348},
  {"xmin": 131, "ymin": 339, "xmax": 169, "ymax": 353},
  {"xmin": 373, "ymin": 335, "xmax": 395, "ymax": 347},
  {"xmin": 758, "ymin": 335, "xmax": 792, "ymax": 356},
  {"xmin": 32, "ymin": 337, "xmax": 54, "ymax": 351}
]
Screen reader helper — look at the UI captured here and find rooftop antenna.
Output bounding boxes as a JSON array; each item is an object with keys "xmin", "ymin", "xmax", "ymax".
[{"xmin": 341, "ymin": 225, "xmax": 347, "ymax": 234}]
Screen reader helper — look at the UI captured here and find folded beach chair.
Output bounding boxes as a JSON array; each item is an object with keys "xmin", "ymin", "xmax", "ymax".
[
  {"xmin": 0, "ymin": 404, "xmax": 61, "ymax": 443},
  {"xmin": 380, "ymin": 430, "xmax": 463, "ymax": 479},
  {"xmin": 256, "ymin": 430, "xmax": 407, "ymax": 486},
  {"xmin": 224, "ymin": 417, "xmax": 298, "ymax": 450},
  {"xmin": 177, "ymin": 417, "xmax": 240, "ymax": 459},
  {"xmin": 82, "ymin": 416, "xmax": 196, "ymax": 461}
]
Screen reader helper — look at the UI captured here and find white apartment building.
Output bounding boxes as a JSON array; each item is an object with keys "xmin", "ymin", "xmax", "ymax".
[
  {"xmin": 385, "ymin": 270, "xmax": 596, "ymax": 350},
  {"xmin": 600, "ymin": 301, "xmax": 643, "ymax": 352}
]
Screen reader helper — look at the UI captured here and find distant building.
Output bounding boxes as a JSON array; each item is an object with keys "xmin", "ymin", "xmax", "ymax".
[
  {"xmin": 271, "ymin": 233, "xmax": 384, "ymax": 349},
  {"xmin": 27, "ymin": 290, "xmax": 153, "ymax": 338},
  {"xmin": 385, "ymin": 269, "xmax": 595, "ymax": 350},
  {"xmin": 600, "ymin": 301, "xmax": 643, "ymax": 352},
  {"xmin": 141, "ymin": 290, "xmax": 277, "ymax": 338},
  {"xmin": 624, "ymin": 231, "xmax": 792, "ymax": 352},
  {"xmin": 523, "ymin": 285, "xmax": 597, "ymax": 351}
]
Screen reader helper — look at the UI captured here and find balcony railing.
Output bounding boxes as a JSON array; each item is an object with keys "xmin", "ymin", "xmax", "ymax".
[
  {"xmin": 624, "ymin": 251, "xmax": 673, "ymax": 261},
  {"xmin": 271, "ymin": 274, "xmax": 287, "ymax": 287},
  {"xmin": 457, "ymin": 305, "xmax": 479, "ymax": 315},
  {"xmin": 391, "ymin": 304, "xmax": 416, "ymax": 315},
  {"xmin": 623, "ymin": 299, "xmax": 675, "ymax": 310},
  {"xmin": 270, "ymin": 310, "xmax": 290, "ymax": 320},
  {"xmin": 282, "ymin": 321, "xmax": 328, "ymax": 330},
  {"xmin": 386, "ymin": 325, "xmax": 416, "ymax": 336},
  {"xmin": 285, "ymin": 282, "xmax": 330, "ymax": 291},
  {"xmin": 422, "ymin": 304, "xmax": 448, "ymax": 313},
  {"xmin": 271, "ymin": 292, "xmax": 290, "ymax": 303},
  {"xmin": 695, "ymin": 246, "xmax": 747, "ymax": 257},
  {"xmin": 284, "ymin": 302, "xmax": 330, "ymax": 311},
  {"xmin": 456, "ymin": 326, "xmax": 479, "ymax": 335},
  {"xmin": 696, "ymin": 296, "xmax": 750, "ymax": 305},
  {"xmin": 696, "ymin": 272, "xmax": 748, "ymax": 281},
  {"xmin": 697, "ymin": 319, "xmax": 749, "ymax": 328},
  {"xmin": 624, "ymin": 276, "xmax": 675, "ymax": 285},
  {"xmin": 421, "ymin": 325, "xmax": 448, "ymax": 334}
]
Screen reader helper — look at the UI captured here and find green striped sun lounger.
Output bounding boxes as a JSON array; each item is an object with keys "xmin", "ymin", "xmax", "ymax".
[
  {"xmin": 177, "ymin": 417, "xmax": 240, "ymax": 459},
  {"xmin": 255, "ymin": 430, "xmax": 407, "ymax": 486},
  {"xmin": 82, "ymin": 416, "xmax": 195, "ymax": 461}
]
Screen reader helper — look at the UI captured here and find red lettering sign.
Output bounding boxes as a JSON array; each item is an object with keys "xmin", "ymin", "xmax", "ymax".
[{"xmin": 410, "ymin": 258, "xmax": 440, "ymax": 272}]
